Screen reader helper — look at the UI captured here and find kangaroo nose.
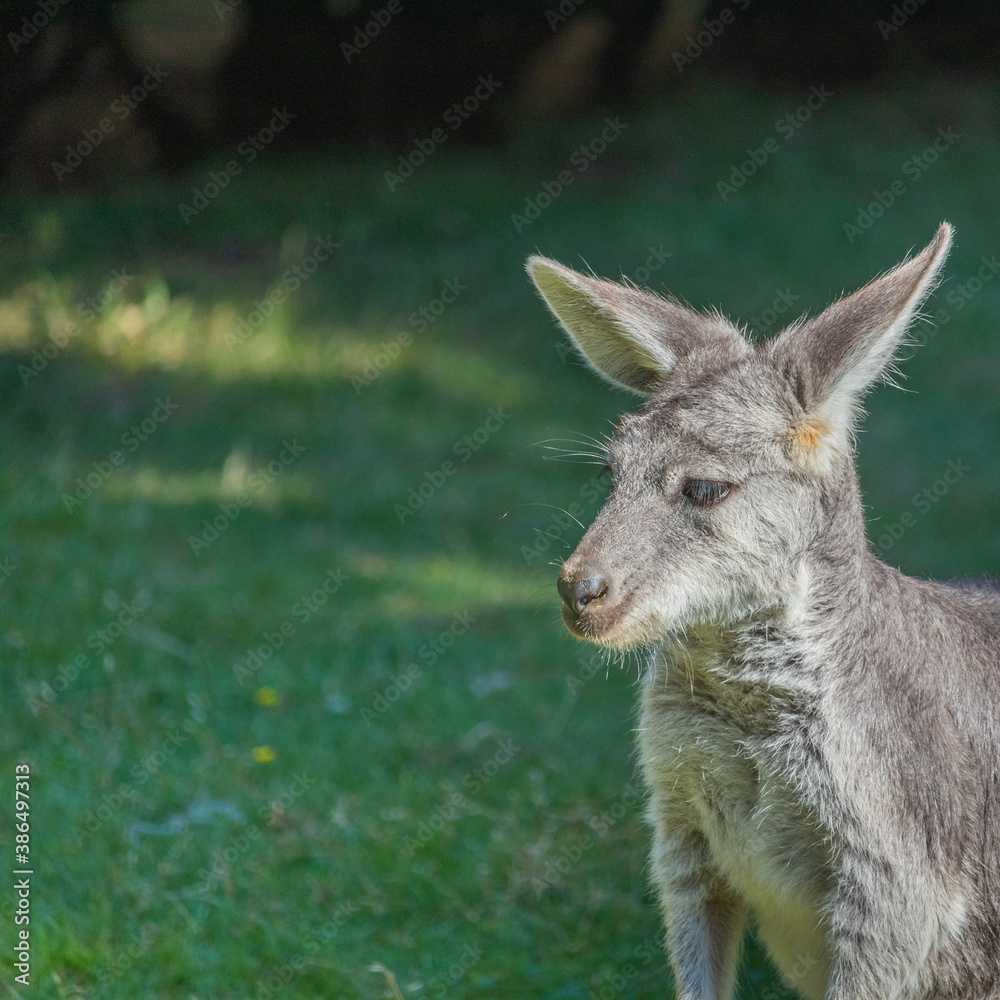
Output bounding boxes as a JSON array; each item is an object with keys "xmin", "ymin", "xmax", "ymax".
[{"xmin": 558, "ymin": 574, "xmax": 608, "ymax": 615}]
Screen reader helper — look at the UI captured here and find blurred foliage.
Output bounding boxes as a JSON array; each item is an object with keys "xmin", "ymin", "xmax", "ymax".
[{"xmin": 0, "ymin": 77, "xmax": 998, "ymax": 997}]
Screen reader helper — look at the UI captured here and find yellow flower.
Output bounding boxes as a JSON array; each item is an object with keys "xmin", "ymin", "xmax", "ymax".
[
  {"xmin": 254, "ymin": 686, "xmax": 282, "ymax": 706},
  {"xmin": 252, "ymin": 745, "xmax": 276, "ymax": 763}
]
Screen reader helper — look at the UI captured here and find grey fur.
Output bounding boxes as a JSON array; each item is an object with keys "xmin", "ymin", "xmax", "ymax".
[{"xmin": 528, "ymin": 224, "xmax": 1000, "ymax": 999}]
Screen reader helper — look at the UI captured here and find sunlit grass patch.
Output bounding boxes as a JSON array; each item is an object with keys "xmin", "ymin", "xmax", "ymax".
[
  {"xmin": 347, "ymin": 549, "xmax": 547, "ymax": 619},
  {"xmin": 0, "ymin": 264, "xmax": 547, "ymax": 422},
  {"xmin": 1, "ymin": 80, "xmax": 998, "ymax": 999}
]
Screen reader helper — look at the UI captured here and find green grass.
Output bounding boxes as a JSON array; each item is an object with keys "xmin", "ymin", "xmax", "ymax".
[{"xmin": 2, "ymin": 76, "xmax": 999, "ymax": 999}]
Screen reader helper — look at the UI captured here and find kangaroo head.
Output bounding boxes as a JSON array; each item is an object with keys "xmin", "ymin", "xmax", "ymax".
[{"xmin": 528, "ymin": 224, "xmax": 952, "ymax": 648}]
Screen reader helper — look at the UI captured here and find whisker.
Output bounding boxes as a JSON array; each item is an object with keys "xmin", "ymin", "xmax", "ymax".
[
  {"xmin": 539, "ymin": 450, "xmax": 605, "ymax": 461},
  {"xmin": 539, "ymin": 446, "xmax": 604, "ymax": 457},
  {"xmin": 532, "ymin": 434, "xmax": 610, "ymax": 451},
  {"xmin": 543, "ymin": 455, "xmax": 608, "ymax": 466},
  {"xmin": 532, "ymin": 435, "xmax": 600, "ymax": 445},
  {"xmin": 568, "ymin": 430, "xmax": 610, "ymax": 448},
  {"xmin": 534, "ymin": 528, "xmax": 572, "ymax": 548},
  {"xmin": 502, "ymin": 502, "xmax": 583, "ymax": 522},
  {"xmin": 522, "ymin": 503, "xmax": 585, "ymax": 529}
]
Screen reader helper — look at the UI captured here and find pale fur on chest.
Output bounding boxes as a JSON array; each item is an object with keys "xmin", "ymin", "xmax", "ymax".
[{"xmin": 639, "ymin": 635, "xmax": 834, "ymax": 999}]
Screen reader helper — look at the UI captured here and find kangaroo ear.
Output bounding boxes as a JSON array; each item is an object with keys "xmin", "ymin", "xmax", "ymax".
[
  {"xmin": 527, "ymin": 255, "xmax": 748, "ymax": 395},
  {"xmin": 773, "ymin": 223, "xmax": 952, "ymax": 449}
]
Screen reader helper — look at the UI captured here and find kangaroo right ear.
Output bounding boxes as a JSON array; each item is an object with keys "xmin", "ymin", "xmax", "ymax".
[
  {"xmin": 772, "ymin": 224, "xmax": 952, "ymax": 454},
  {"xmin": 527, "ymin": 256, "xmax": 748, "ymax": 395}
]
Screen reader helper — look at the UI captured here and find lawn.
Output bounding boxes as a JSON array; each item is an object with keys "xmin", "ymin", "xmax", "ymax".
[{"xmin": 2, "ymin": 77, "xmax": 999, "ymax": 999}]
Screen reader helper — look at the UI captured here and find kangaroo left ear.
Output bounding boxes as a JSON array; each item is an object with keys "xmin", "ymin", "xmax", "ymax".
[
  {"xmin": 527, "ymin": 255, "xmax": 750, "ymax": 395},
  {"xmin": 772, "ymin": 223, "xmax": 952, "ymax": 457}
]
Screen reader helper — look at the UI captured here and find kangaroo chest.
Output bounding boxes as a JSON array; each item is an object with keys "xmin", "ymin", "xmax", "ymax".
[{"xmin": 639, "ymin": 648, "xmax": 834, "ymax": 997}]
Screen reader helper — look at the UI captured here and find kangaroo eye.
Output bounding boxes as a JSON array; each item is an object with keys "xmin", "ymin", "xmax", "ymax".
[{"xmin": 681, "ymin": 479, "xmax": 733, "ymax": 507}]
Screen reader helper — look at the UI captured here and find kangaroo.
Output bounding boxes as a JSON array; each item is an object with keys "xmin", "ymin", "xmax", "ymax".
[{"xmin": 527, "ymin": 224, "xmax": 1000, "ymax": 999}]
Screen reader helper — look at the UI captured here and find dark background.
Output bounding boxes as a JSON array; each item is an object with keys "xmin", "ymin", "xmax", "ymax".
[
  {"xmin": 4, "ymin": 3, "xmax": 1000, "ymax": 999},
  {"xmin": 3, "ymin": 0, "xmax": 1000, "ymax": 189}
]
